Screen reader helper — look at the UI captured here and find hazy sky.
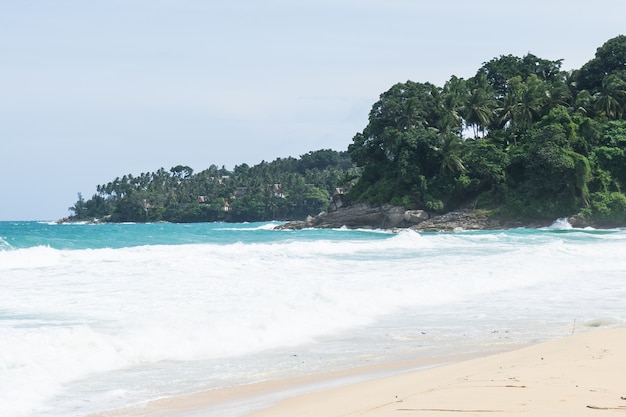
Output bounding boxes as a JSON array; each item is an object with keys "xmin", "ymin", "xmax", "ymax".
[{"xmin": 1, "ymin": 1, "xmax": 625, "ymax": 220}]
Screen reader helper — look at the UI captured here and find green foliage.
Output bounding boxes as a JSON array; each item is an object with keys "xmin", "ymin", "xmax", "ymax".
[
  {"xmin": 581, "ymin": 191, "xmax": 626, "ymax": 225},
  {"xmin": 461, "ymin": 139, "xmax": 508, "ymax": 189},
  {"xmin": 344, "ymin": 35, "xmax": 626, "ymax": 225},
  {"xmin": 568, "ymin": 149, "xmax": 592, "ymax": 206},
  {"xmin": 68, "ymin": 149, "xmax": 355, "ymax": 223},
  {"xmin": 578, "ymin": 35, "xmax": 626, "ymax": 92},
  {"xmin": 69, "ymin": 193, "xmax": 112, "ymax": 220},
  {"xmin": 476, "ymin": 53, "xmax": 563, "ymax": 98},
  {"xmin": 229, "ymin": 195, "xmax": 267, "ymax": 222},
  {"xmin": 495, "ymin": 125, "xmax": 591, "ymax": 219},
  {"xmin": 69, "ymin": 36, "xmax": 626, "ymax": 227}
]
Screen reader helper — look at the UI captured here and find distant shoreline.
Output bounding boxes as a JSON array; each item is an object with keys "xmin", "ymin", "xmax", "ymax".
[{"xmin": 56, "ymin": 202, "xmax": 624, "ymax": 231}]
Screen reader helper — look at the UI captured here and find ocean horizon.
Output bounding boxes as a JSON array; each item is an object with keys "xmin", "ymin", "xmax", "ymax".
[{"xmin": 1, "ymin": 220, "xmax": 625, "ymax": 417}]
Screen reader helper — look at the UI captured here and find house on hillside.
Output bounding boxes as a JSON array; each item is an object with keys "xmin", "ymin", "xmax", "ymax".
[{"xmin": 268, "ymin": 183, "xmax": 284, "ymax": 198}]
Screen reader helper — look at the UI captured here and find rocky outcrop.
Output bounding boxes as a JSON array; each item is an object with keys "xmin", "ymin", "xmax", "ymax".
[
  {"xmin": 275, "ymin": 202, "xmax": 552, "ymax": 231},
  {"xmin": 410, "ymin": 210, "xmax": 511, "ymax": 232},
  {"xmin": 275, "ymin": 202, "xmax": 516, "ymax": 231},
  {"xmin": 566, "ymin": 214, "xmax": 597, "ymax": 228},
  {"xmin": 276, "ymin": 202, "xmax": 415, "ymax": 230}
]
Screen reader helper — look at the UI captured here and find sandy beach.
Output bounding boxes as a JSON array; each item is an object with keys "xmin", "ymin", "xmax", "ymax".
[
  {"xmin": 94, "ymin": 327, "xmax": 626, "ymax": 417},
  {"xmin": 246, "ymin": 327, "xmax": 626, "ymax": 417}
]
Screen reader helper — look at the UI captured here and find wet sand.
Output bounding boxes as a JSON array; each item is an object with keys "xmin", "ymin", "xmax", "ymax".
[
  {"xmin": 92, "ymin": 328, "xmax": 626, "ymax": 417},
  {"xmin": 246, "ymin": 328, "xmax": 626, "ymax": 417}
]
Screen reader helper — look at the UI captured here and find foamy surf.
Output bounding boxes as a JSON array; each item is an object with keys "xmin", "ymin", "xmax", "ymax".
[{"xmin": 1, "ymin": 221, "xmax": 625, "ymax": 417}]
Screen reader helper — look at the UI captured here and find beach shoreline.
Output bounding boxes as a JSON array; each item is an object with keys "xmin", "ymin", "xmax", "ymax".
[
  {"xmin": 6, "ymin": 223, "xmax": 626, "ymax": 417},
  {"xmin": 246, "ymin": 327, "xmax": 626, "ymax": 417},
  {"xmin": 89, "ymin": 350, "xmax": 498, "ymax": 417},
  {"xmin": 89, "ymin": 327, "xmax": 626, "ymax": 417}
]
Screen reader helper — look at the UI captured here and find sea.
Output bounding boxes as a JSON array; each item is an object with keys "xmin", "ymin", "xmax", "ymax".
[{"xmin": 1, "ymin": 220, "xmax": 625, "ymax": 417}]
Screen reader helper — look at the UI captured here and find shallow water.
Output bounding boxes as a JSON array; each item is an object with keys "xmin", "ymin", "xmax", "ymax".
[{"xmin": 1, "ymin": 221, "xmax": 625, "ymax": 417}]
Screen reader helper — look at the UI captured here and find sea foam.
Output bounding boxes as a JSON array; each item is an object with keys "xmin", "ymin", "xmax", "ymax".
[{"xmin": 1, "ymin": 222, "xmax": 626, "ymax": 417}]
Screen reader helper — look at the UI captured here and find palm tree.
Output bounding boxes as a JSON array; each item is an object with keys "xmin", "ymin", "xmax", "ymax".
[
  {"xmin": 438, "ymin": 76, "xmax": 468, "ymax": 133},
  {"xmin": 436, "ymin": 132, "xmax": 466, "ymax": 177},
  {"xmin": 496, "ymin": 85, "xmax": 517, "ymax": 130},
  {"xmin": 496, "ymin": 75, "xmax": 548, "ymax": 133},
  {"xmin": 514, "ymin": 88, "xmax": 541, "ymax": 127},
  {"xmin": 572, "ymin": 89, "xmax": 594, "ymax": 116},
  {"xmin": 594, "ymin": 73, "xmax": 626, "ymax": 119},
  {"xmin": 513, "ymin": 76, "xmax": 547, "ymax": 129},
  {"xmin": 546, "ymin": 78, "xmax": 573, "ymax": 110},
  {"xmin": 394, "ymin": 97, "xmax": 424, "ymax": 131},
  {"xmin": 463, "ymin": 75, "xmax": 496, "ymax": 138}
]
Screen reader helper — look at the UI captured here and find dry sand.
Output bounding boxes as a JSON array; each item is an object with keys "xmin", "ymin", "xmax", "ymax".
[
  {"xmin": 95, "ymin": 328, "xmax": 626, "ymax": 417},
  {"xmin": 247, "ymin": 328, "xmax": 626, "ymax": 417}
]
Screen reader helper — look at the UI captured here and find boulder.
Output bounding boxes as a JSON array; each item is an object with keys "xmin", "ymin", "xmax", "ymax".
[
  {"xmin": 381, "ymin": 204, "xmax": 407, "ymax": 228},
  {"xmin": 275, "ymin": 202, "xmax": 408, "ymax": 230},
  {"xmin": 403, "ymin": 210, "xmax": 429, "ymax": 224},
  {"xmin": 410, "ymin": 210, "xmax": 514, "ymax": 232},
  {"xmin": 567, "ymin": 214, "xmax": 595, "ymax": 228}
]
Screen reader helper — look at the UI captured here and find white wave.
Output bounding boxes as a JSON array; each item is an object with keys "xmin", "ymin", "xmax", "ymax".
[
  {"xmin": 0, "ymin": 324, "xmax": 133, "ymax": 417},
  {"xmin": 0, "ymin": 245, "xmax": 63, "ymax": 269},
  {"xmin": 214, "ymin": 222, "xmax": 281, "ymax": 231},
  {"xmin": 331, "ymin": 226, "xmax": 394, "ymax": 234},
  {"xmin": 0, "ymin": 236, "xmax": 12, "ymax": 250},
  {"xmin": 545, "ymin": 217, "xmax": 573, "ymax": 230},
  {"xmin": 3, "ymin": 229, "xmax": 626, "ymax": 416}
]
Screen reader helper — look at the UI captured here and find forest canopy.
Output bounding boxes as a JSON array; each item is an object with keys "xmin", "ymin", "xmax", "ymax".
[
  {"xmin": 69, "ymin": 35, "xmax": 626, "ymax": 226},
  {"xmin": 69, "ymin": 150, "xmax": 357, "ymax": 223}
]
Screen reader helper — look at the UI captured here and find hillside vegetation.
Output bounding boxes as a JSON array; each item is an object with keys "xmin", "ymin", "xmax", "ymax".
[
  {"xmin": 69, "ymin": 35, "xmax": 626, "ymax": 226},
  {"xmin": 69, "ymin": 150, "xmax": 356, "ymax": 223}
]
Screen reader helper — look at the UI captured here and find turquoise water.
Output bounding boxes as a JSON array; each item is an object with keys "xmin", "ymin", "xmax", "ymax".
[
  {"xmin": 1, "ymin": 221, "xmax": 625, "ymax": 417},
  {"xmin": 0, "ymin": 221, "xmax": 391, "ymax": 250}
]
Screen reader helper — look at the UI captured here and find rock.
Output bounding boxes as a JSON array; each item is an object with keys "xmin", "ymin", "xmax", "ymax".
[
  {"xmin": 403, "ymin": 210, "xmax": 429, "ymax": 224},
  {"xmin": 274, "ymin": 202, "xmax": 411, "ymax": 230},
  {"xmin": 275, "ymin": 202, "xmax": 554, "ymax": 232},
  {"xmin": 567, "ymin": 214, "xmax": 594, "ymax": 228},
  {"xmin": 381, "ymin": 204, "xmax": 406, "ymax": 228},
  {"xmin": 410, "ymin": 210, "xmax": 506, "ymax": 232}
]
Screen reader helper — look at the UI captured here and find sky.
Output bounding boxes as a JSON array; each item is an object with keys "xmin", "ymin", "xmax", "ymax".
[{"xmin": 1, "ymin": 0, "xmax": 625, "ymax": 221}]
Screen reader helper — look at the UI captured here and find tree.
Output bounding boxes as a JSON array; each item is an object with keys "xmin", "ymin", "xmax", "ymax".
[
  {"xmin": 437, "ymin": 132, "xmax": 466, "ymax": 177},
  {"xmin": 476, "ymin": 53, "xmax": 563, "ymax": 98},
  {"xmin": 170, "ymin": 165, "xmax": 194, "ymax": 179},
  {"xmin": 348, "ymin": 81, "xmax": 441, "ymax": 166},
  {"xmin": 591, "ymin": 120, "xmax": 626, "ymax": 188},
  {"xmin": 594, "ymin": 73, "xmax": 626, "ymax": 119},
  {"xmin": 476, "ymin": 54, "xmax": 526, "ymax": 98},
  {"xmin": 464, "ymin": 75, "xmax": 496, "ymax": 138},
  {"xmin": 437, "ymin": 76, "xmax": 468, "ymax": 133},
  {"xmin": 69, "ymin": 193, "xmax": 86, "ymax": 218},
  {"xmin": 495, "ymin": 75, "xmax": 549, "ymax": 136},
  {"xmin": 577, "ymin": 35, "xmax": 626, "ymax": 92},
  {"xmin": 462, "ymin": 139, "xmax": 508, "ymax": 190},
  {"xmin": 366, "ymin": 81, "xmax": 440, "ymax": 136},
  {"xmin": 504, "ymin": 125, "xmax": 590, "ymax": 218},
  {"xmin": 512, "ymin": 74, "xmax": 549, "ymax": 130}
]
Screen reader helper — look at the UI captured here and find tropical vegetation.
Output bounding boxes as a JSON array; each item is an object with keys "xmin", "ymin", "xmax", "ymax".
[
  {"xmin": 68, "ymin": 150, "xmax": 356, "ymax": 223},
  {"xmin": 69, "ymin": 35, "xmax": 626, "ymax": 226}
]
